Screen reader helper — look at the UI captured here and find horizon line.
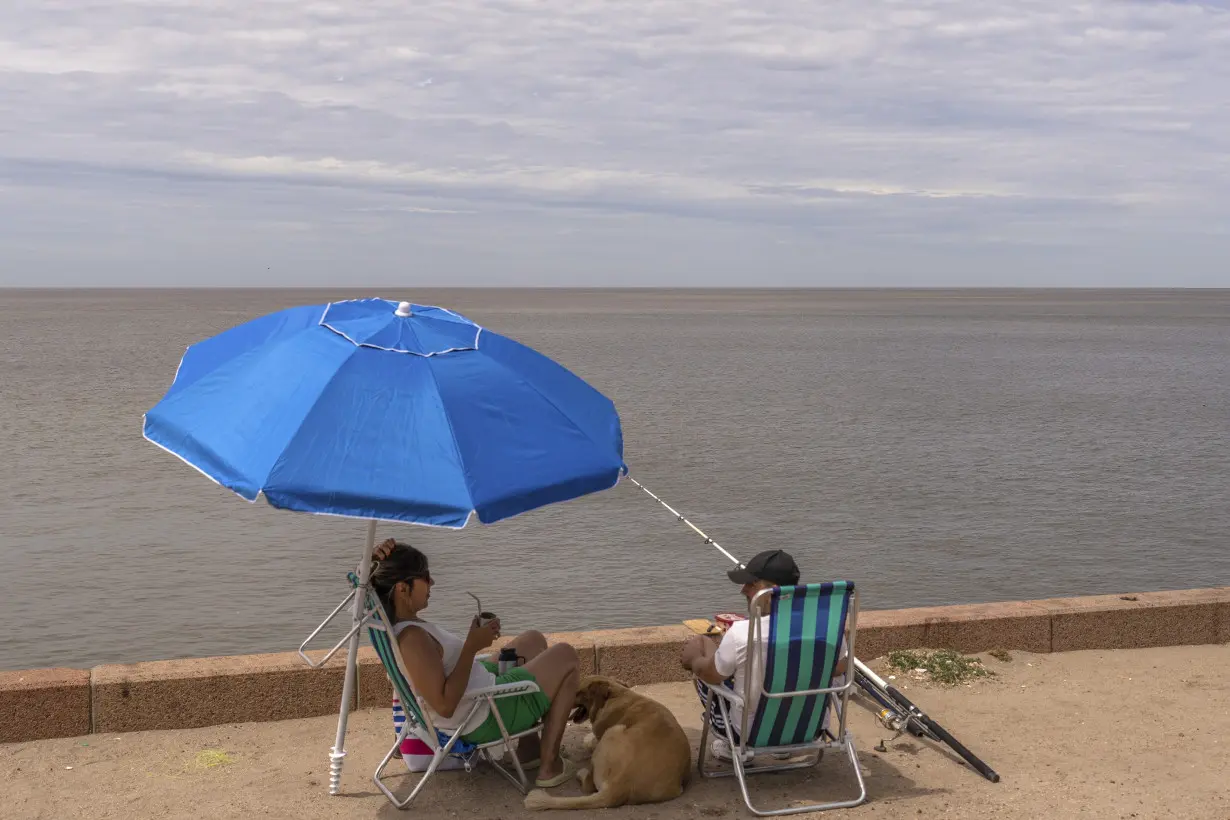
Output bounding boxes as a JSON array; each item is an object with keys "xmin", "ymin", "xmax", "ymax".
[{"xmin": 3, "ymin": 285, "xmax": 1228, "ymax": 293}]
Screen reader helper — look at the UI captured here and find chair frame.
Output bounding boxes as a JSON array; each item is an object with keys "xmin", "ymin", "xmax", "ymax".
[{"xmin": 696, "ymin": 583, "xmax": 867, "ymax": 816}]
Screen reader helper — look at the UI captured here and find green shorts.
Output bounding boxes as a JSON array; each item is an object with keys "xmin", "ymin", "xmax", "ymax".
[{"xmin": 462, "ymin": 661, "xmax": 551, "ymax": 745}]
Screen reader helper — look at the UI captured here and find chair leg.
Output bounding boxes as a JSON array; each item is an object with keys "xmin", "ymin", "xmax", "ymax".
[
  {"xmin": 373, "ymin": 725, "xmax": 406, "ymax": 782},
  {"xmin": 730, "ymin": 733, "xmax": 868, "ymax": 817},
  {"xmin": 374, "ymin": 727, "xmax": 471, "ymax": 810},
  {"xmin": 482, "ymin": 747, "xmax": 531, "ymax": 794},
  {"xmin": 481, "ymin": 697, "xmax": 532, "ymax": 793},
  {"xmin": 373, "ymin": 735, "xmax": 417, "ymax": 809},
  {"xmin": 697, "ymin": 717, "xmax": 713, "ymax": 778},
  {"xmin": 699, "ymin": 685, "xmax": 737, "ymax": 778}
]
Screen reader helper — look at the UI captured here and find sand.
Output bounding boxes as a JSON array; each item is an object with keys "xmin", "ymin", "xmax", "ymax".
[{"xmin": 4, "ymin": 644, "xmax": 1228, "ymax": 820}]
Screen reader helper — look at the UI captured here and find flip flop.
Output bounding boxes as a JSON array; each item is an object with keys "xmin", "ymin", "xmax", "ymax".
[{"xmin": 534, "ymin": 758, "xmax": 577, "ymax": 789}]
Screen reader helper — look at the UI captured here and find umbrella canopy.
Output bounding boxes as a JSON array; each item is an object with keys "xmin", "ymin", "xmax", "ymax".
[{"xmin": 143, "ymin": 298, "xmax": 625, "ymax": 528}]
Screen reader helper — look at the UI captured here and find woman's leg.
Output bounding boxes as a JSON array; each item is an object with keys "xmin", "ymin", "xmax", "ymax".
[
  {"xmin": 523, "ymin": 643, "xmax": 580, "ymax": 781},
  {"xmin": 501, "ymin": 631, "xmax": 550, "ymax": 763},
  {"xmin": 504, "ymin": 630, "xmax": 548, "ymax": 663}
]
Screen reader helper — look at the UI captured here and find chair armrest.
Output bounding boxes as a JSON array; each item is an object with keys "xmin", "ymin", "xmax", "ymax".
[
  {"xmin": 696, "ymin": 677, "xmax": 745, "ymax": 707},
  {"xmin": 470, "ymin": 681, "xmax": 542, "ymax": 699},
  {"xmin": 476, "ymin": 654, "xmax": 492, "ymax": 662}
]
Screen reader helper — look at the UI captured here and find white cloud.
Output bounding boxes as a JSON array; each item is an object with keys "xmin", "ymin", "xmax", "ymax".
[{"xmin": 1, "ymin": 0, "xmax": 1228, "ymax": 285}]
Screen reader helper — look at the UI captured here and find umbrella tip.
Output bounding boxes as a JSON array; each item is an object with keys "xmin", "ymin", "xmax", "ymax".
[{"xmin": 395, "ymin": 301, "xmax": 413, "ymax": 317}]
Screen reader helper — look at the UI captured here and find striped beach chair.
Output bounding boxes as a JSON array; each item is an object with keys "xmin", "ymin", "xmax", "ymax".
[
  {"xmin": 345, "ymin": 573, "xmax": 545, "ymax": 809},
  {"xmin": 697, "ymin": 581, "xmax": 866, "ymax": 815}
]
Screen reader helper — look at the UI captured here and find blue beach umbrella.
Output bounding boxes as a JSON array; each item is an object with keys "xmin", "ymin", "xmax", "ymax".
[
  {"xmin": 143, "ymin": 298, "xmax": 625, "ymax": 528},
  {"xmin": 142, "ymin": 297, "xmax": 626, "ymax": 793}
]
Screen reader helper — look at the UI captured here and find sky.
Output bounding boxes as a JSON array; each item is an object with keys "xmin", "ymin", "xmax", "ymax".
[{"xmin": 2, "ymin": 0, "xmax": 1229, "ymax": 287}]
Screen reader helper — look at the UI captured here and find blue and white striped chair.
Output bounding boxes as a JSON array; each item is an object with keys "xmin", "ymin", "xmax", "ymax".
[{"xmin": 697, "ymin": 581, "xmax": 866, "ymax": 815}]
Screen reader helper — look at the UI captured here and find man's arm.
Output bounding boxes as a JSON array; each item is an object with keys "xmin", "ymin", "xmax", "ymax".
[{"xmin": 680, "ymin": 635, "xmax": 730, "ymax": 686}]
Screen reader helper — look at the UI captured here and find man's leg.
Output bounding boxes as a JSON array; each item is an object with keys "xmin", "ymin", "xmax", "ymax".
[
  {"xmin": 696, "ymin": 679, "xmax": 734, "ymax": 735},
  {"xmin": 689, "ymin": 636, "xmax": 740, "ymax": 750}
]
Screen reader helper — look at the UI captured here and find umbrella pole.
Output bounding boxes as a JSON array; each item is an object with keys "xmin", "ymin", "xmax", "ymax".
[{"xmin": 329, "ymin": 519, "xmax": 378, "ymax": 795}]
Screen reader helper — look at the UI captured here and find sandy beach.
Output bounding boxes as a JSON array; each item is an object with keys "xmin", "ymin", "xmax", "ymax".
[{"xmin": 4, "ymin": 644, "xmax": 1228, "ymax": 820}]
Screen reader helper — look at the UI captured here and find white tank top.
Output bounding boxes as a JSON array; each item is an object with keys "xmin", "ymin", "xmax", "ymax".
[{"xmin": 393, "ymin": 619, "xmax": 496, "ymax": 734}]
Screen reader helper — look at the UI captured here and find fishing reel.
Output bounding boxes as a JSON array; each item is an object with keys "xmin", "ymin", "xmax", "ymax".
[
  {"xmin": 871, "ymin": 707, "xmax": 909, "ymax": 752},
  {"xmin": 875, "ymin": 707, "xmax": 910, "ymax": 735}
]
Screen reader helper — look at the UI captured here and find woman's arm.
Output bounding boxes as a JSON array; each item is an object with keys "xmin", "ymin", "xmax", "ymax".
[{"xmin": 398, "ymin": 619, "xmax": 499, "ymax": 718}]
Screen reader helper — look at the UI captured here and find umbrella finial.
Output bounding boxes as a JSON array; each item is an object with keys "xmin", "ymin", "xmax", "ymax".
[{"xmin": 395, "ymin": 301, "xmax": 413, "ymax": 317}]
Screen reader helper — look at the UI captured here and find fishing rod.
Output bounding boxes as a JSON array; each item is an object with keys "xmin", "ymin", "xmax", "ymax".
[{"xmin": 626, "ymin": 475, "xmax": 1001, "ymax": 784}]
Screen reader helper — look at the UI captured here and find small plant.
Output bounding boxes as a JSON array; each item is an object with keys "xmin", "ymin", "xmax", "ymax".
[
  {"xmin": 887, "ymin": 649, "xmax": 995, "ymax": 686},
  {"xmin": 988, "ymin": 648, "xmax": 1012, "ymax": 663}
]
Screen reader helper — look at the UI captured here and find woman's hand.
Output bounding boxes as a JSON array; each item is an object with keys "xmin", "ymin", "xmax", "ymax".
[
  {"xmin": 464, "ymin": 616, "xmax": 501, "ymax": 653},
  {"xmin": 373, "ymin": 538, "xmax": 396, "ymax": 562}
]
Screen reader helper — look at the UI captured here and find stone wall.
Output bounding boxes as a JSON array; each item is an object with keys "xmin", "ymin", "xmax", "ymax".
[{"xmin": 3, "ymin": 586, "xmax": 1228, "ymax": 743}]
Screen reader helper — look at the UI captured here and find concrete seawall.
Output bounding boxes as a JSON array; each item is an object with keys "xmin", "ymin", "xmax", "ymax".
[{"xmin": 4, "ymin": 586, "xmax": 1228, "ymax": 743}]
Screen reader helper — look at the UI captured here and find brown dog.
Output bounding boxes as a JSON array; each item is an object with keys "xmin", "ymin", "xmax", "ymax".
[{"xmin": 523, "ymin": 675, "xmax": 691, "ymax": 810}]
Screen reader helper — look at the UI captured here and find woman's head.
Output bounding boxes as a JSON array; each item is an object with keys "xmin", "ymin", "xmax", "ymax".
[{"xmin": 370, "ymin": 541, "xmax": 433, "ymax": 621}]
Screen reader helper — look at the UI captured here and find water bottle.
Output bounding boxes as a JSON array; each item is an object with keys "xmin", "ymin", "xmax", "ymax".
[{"xmin": 498, "ymin": 646, "xmax": 520, "ymax": 675}]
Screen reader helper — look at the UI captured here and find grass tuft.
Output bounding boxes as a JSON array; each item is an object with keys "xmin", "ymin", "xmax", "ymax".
[
  {"xmin": 193, "ymin": 749, "xmax": 236, "ymax": 769},
  {"xmin": 887, "ymin": 649, "xmax": 995, "ymax": 686}
]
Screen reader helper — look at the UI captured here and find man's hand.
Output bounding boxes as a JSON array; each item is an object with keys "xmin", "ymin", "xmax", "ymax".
[{"xmin": 679, "ymin": 635, "xmax": 709, "ymax": 671}]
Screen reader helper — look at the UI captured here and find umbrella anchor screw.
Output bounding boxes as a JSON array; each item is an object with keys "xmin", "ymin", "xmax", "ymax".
[{"xmin": 328, "ymin": 748, "xmax": 345, "ymax": 794}]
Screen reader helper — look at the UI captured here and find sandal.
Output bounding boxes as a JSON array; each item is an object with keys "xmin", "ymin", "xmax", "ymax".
[{"xmin": 534, "ymin": 758, "xmax": 577, "ymax": 788}]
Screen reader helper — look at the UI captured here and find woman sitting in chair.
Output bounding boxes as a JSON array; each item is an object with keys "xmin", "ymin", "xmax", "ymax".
[{"xmin": 370, "ymin": 539, "xmax": 579, "ymax": 787}]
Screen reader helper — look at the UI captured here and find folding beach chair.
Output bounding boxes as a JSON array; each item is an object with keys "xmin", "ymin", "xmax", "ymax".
[
  {"xmin": 697, "ymin": 581, "xmax": 866, "ymax": 816},
  {"xmin": 346, "ymin": 572, "xmax": 546, "ymax": 809}
]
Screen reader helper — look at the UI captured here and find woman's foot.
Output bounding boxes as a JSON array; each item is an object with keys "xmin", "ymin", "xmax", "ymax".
[{"xmin": 534, "ymin": 758, "xmax": 577, "ymax": 788}]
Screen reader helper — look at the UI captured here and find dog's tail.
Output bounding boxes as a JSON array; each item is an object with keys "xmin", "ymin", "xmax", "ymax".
[{"xmin": 524, "ymin": 784, "xmax": 628, "ymax": 812}]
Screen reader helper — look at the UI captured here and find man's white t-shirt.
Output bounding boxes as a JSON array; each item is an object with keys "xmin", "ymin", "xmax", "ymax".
[
  {"xmin": 712, "ymin": 617, "xmax": 846, "ymax": 738},
  {"xmin": 712, "ymin": 617, "xmax": 767, "ymax": 736}
]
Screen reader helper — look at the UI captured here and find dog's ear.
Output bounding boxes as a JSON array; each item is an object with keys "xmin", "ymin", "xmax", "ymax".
[
  {"xmin": 570, "ymin": 679, "xmax": 601, "ymax": 724},
  {"xmin": 569, "ymin": 684, "xmax": 590, "ymax": 723},
  {"xmin": 587, "ymin": 679, "xmax": 613, "ymax": 714}
]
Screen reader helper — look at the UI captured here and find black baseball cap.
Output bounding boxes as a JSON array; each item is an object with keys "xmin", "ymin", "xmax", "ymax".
[{"xmin": 728, "ymin": 550, "xmax": 800, "ymax": 586}]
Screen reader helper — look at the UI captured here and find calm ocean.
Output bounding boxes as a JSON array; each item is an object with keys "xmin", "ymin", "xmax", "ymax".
[{"xmin": 1, "ymin": 288, "xmax": 1227, "ymax": 670}]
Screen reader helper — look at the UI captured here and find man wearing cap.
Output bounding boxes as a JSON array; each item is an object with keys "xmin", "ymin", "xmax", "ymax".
[{"xmin": 680, "ymin": 549, "xmax": 847, "ymax": 761}]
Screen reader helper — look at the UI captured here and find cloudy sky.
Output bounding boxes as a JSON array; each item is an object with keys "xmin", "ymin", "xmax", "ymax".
[{"xmin": 2, "ymin": 0, "xmax": 1228, "ymax": 287}]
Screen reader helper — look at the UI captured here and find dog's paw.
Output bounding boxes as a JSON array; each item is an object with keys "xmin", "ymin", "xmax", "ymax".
[
  {"xmin": 582, "ymin": 732, "xmax": 597, "ymax": 751},
  {"xmin": 524, "ymin": 789, "xmax": 552, "ymax": 811}
]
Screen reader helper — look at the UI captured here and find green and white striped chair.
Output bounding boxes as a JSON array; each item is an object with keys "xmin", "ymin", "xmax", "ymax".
[
  {"xmin": 346, "ymin": 573, "xmax": 545, "ymax": 809},
  {"xmin": 697, "ymin": 581, "xmax": 866, "ymax": 815}
]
